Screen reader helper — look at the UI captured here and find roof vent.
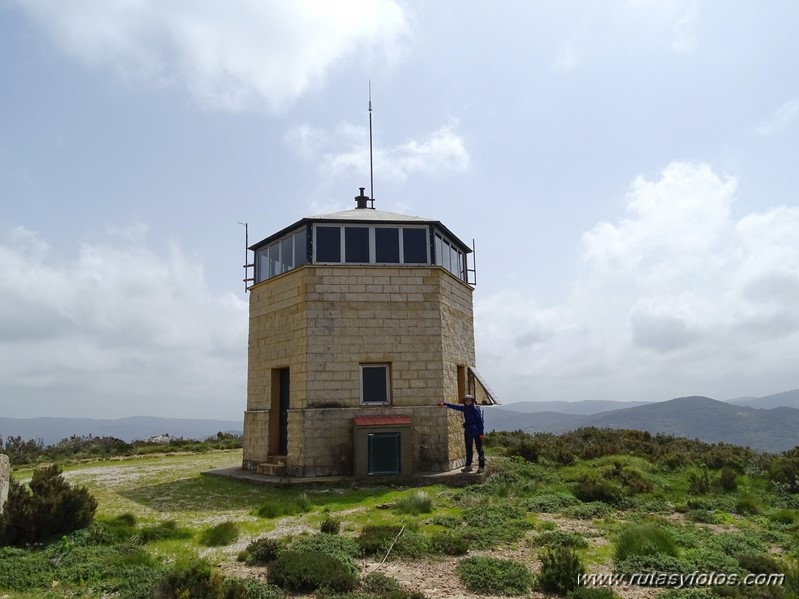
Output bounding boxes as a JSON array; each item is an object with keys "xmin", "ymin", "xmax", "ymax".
[{"xmin": 355, "ymin": 187, "xmax": 371, "ymax": 209}]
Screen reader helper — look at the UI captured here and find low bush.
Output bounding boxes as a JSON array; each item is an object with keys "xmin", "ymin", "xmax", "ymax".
[
  {"xmin": 320, "ymin": 516, "xmax": 341, "ymax": 534},
  {"xmin": 199, "ymin": 521, "xmax": 239, "ymax": 547},
  {"xmin": 538, "ymin": 546, "xmax": 586, "ymax": 594},
  {"xmin": 238, "ymin": 537, "xmax": 282, "ymax": 566},
  {"xmin": 734, "ymin": 495, "xmax": 762, "ymax": 516},
  {"xmin": 267, "ymin": 550, "xmax": 358, "ymax": 593},
  {"xmin": 0, "ymin": 464, "xmax": 97, "ymax": 546},
  {"xmin": 393, "ymin": 530, "xmax": 431, "ymax": 560},
  {"xmin": 768, "ymin": 509, "xmax": 796, "ymax": 525},
  {"xmin": 531, "ymin": 530, "xmax": 589, "ymax": 549},
  {"xmin": 456, "ymin": 556, "xmax": 534, "ymax": 595},
  {"xmin": 614, "ymin": 553, "xmax": 683, "ymax": 577},
  {"xmin": 573, "ymin": 477, "xmax": 622, "ymax": 505},
  {"xmin": 155, "ymin": 559, "xmax": 222, "ymax": 599},
  {"xmin": 614, "ymin": 524, "xmax": 678, "ymax": 563},
  {"xmin": 361, "ymin": 571, "xmax": 402, "ymax": 594},
  {"xmin": 139, "ymin": 519, "xmax": 193, "ymax": 543},
  {"xmin": 394, "ymin": 491, "xmax": 433, "ymax": 515},
  {"xmin": 738, "ymin": 553, "xmax": 782, "ymax": 575},
  {"xmin": 288, "ymin": 533, "xmax": 360, "ymax": 565},
  {"xmin": 430, "ymin": 532, "xmax": 469, "ymax": 556},
  {"xmin": 460, "ymin": 503, "xmax": 532, "ymax": 549},
  {"xmin": 221, "ymin": 576, "xmax": 286, "ymax": 599},
  {"xmin": 528, "ymin": 492, "xmax": 582, "ymax": 513},
  {"xmin": 688, "ymin": 470, "xmax": 711, "ymax": 495},
  {"xmin": 564, "ymin": 502, "xmax": 614, "ymax": 520},
  {"xmin": 430, "ymin": 514, "xmax": 460, "ymax": 528},
  {"xmin": 715, "ymin": 467, "xmax": 738, "ymax": 492},
  {"xmin": 358, "ymin": 525, "xmax": 403, "ymax": 557}
]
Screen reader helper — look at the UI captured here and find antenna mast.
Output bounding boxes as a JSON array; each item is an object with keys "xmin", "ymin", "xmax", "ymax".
[{"xmin": 368, "ymin": 81, "xmax": 375, "ymax": 208}]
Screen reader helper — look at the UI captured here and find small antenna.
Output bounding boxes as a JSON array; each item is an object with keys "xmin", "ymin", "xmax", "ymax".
[{"xmin": 368, "ymin": 81, "xmax": 375, "ymax": 208}]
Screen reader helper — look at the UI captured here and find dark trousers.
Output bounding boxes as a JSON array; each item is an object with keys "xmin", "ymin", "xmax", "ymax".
[{"xmin": 465, "ymin": 433, "xmax": 485, "ymax": 467}]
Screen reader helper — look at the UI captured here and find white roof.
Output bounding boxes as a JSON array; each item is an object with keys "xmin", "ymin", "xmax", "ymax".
[{"xmin": 310, "ymin": 208, "xmax": 433, "ymax": 223}]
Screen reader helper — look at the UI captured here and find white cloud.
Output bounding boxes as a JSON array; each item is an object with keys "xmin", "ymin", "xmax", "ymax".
[
  {"xmin": 755, "ymin": 100, "xmax": 799, "ymax": 136},
  {"xmin": 11, "ymin": 0, "xmax": 410, "ymax": 112},
  {"xmin": 285, "ymin": 120, "xmax": 469, "ymax": 184},
  {"xmin": 671, "ymin": 2, "xmax": 698, "ymax": 54},
  {"xmin": 553, "ymin": 44, "xmax": 579, "ymax": 72},
  {"xmin": 0, "ymin": 226, "xmax": 248, "ymax": 419},
  {"xmin": 477, "ymin": 161, "xmax": 799, "ymax": 404}
]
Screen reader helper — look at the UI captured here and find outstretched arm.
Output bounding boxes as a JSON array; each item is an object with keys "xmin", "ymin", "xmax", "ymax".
[{"xmin": 437, "ymin": 402, "xmax": 465, "ymax": 412}]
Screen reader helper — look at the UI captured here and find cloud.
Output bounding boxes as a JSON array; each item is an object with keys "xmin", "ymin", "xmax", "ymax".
[
  {"xmin": 671, "ymin": 1, "xmax": 698, "ymax": 54},
  {"xmin": 552, "ymin": 44, "xmax": 579, "ymax": 72},
  {"xmin": 476, "ymin": 161, "xmax": 799, "ymax": 404},
  {"xmin": 0, "ymin": 226, "xmax": 248, "ymax": 419},
  {"xmin": 754, "ymin": 100, "xmax": 799, "ymax": 136},
  {"xmin": 11, "ymin": 0, "xmax": 410, "ymax": 113},
  {"xmin": 285, "ymin": 120, "xmax": 469, "ymax": 184}
]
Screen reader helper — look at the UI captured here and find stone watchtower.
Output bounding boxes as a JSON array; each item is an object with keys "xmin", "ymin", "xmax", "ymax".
[{"xmin": 242, "ymin": 189, "xmax": 497, "ymax": 477}]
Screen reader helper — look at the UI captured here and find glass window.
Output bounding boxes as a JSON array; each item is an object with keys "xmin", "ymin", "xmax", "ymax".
[
  {"xmin": 281, "ymin": 235, "xmax": 294, "ymax": 272},
  {"xmin": 443, "ymin": 240, "xmax": 451, "ymax": 271},
  {"xmin": 316, "ymin": 226, "xmax": 341, "ymax": 262},
  {"xmin": 402, "ymin": 228, "xmax": 427, "ymax": 264},
  {"xmin": 345, "ymin": 227, "xmax": 370, "ymax": 263},
  {"xmin": 449, "ymin": 245, "xmax": 459, "ymax": 276},
  {"xmin": 361, "ymin": 364, "xmax": 390, "ymax": 404},
  {"xmin": 434, "ymin": 234, "xmax": 443, "ymax": 266},
  {"xmin": 294, "ymin": 230, "xmax": 307, "ymax": 267},
  {"xmin": 375, "ymin": 227, "xmax": 400, "ymax": 263},
  {"xmin": 368, "ymin": 432, "xmax": 400, "ymax": 475},
  {"xmin": 257, "ymin": 247, "xmax": 269, "ymax": 282},
  {"xmin": 268, "ymin": 241, "xmax": 281, "ymax": 277}
]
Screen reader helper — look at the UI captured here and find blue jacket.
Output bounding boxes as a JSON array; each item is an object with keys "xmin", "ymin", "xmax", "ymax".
[{"xmin": 443, "ymin": 403, "xmax": 484, "ymax": 436}]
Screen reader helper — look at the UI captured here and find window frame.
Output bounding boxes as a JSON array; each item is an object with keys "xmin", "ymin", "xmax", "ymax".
[{"xmin": 359, "ymin": 363, "xmax": 392, "ymax": 405}]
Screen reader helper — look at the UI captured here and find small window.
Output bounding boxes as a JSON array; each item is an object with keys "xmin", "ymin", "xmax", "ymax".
[
  {"xmin": 375, "ymin": 227, "xmax": 400, "ymax": 263},
  {"xmin": 281, "ymin": 235, "xmax": 294, "ymax": 273},
  {"xmin": 402, "ymin": 228, "xmax": 427, "ymax": 263},
  {"xmin": 361, "ymin": 364, "xmax": 391, "ymax": 404},
  {"xmin": 345, "ymin": 227, "xmax": 370, "ymax": 263},
  {"xmin": 268, "ymin": 241, "xmax": 281, "ymax": 277},
  {"xmin": 316, "ymin": 226, "xmax": 341, "ymax": 262},
  {"xmin": 434, "ymin": 234, "xmax": 443, "ymax": 266},
  {"xmin": 257, "ymin": 247, "xmax": 269, "ymax": 282},
  {"xmin": 294, "ymin": 230, "xmax": 307, "ymax": 267}
]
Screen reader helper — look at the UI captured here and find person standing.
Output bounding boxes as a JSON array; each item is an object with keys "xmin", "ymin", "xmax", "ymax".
[{"xmin": 438, "ymin": 394, "xmax": 485, "ymax": 473}]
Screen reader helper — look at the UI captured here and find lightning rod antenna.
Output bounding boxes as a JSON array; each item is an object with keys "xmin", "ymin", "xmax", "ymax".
[{"xmin": 368, "ymin": 81, "xmax": 375, "ymax": 208}]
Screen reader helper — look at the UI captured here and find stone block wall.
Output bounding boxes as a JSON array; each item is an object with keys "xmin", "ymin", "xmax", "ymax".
[{"xmin": 243, "ymin": 264, "xmax": 476, "ymax": 475}]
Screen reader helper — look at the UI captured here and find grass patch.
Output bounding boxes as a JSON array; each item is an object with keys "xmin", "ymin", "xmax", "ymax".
[
  {"xmin": 199, "ymin": 520, "xmax": 239, "ymax": 546},
  {"xmin": 394, "ymin": 490, "xmax": 433, "ymax": 515}
]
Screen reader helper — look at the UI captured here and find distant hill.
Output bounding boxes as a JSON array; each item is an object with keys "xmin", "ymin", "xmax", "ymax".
[
  {"xmin": 498, "ymin": 399, "xmax": 649, "ymax": 415},
  {"xmin": 727, "ymin": 388, "xmax": 799, "ymax": 410},
  {"xmin": 0, "ymin": 416, "xmax": 242, "ymax": 446},
  {"xmin": 486, "ymin": 396, "xmax": 799, "ymax": 453}
]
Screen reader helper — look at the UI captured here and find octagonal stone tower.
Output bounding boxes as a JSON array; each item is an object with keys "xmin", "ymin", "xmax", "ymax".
[{"xmin": 242, "ymin": 189, "xmax": 497, "ymax": 477}]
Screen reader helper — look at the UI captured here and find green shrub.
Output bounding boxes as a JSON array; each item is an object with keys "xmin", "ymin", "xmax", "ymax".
[
  {"xmin": 614, "ymin": 524, "xmax": 678, "ymax": 563},
  {"xmin": 528, "ymin": 492, "xmax": 581, "ymax": 513},
  {"xmin": 564, "ymin": 501, "xmax": 614, "ymax": 520},
  {"xmin": 715, "ymin": 467, "xmax": 738, "ymax": 492},
  {"xmin": 430, "ymin": 532, "xmax": 470, "ymax": 556},
  {"xmin": 0, "ymin": 547, "xmax": 54, "ymax": 590},
  {"xmin": 238, "ymin": 537, "xmax": 282, "ymax": 566},
  {"xmin": 538, "ymin": 546, "xmax": 586, "ymax": 594},
  {"xmin": 362, "ymin": 571, "xmax": 402, "ymax": 594},
  {"xmin": 199, "ymin": 521, "xmax": 239, "ymax": 547},
  {"xmin": 320, "ymin": 516, "xmax": 341, "ymax": 534},
  {"xmin": 394, "ymin": 491, "xmax": 433, "ymax": 515},
  {"xmin": 768, "ymin": 457, "xmax": 799, "ymax": 493},
  {"xmin": 614, "ymin": 553, "xmax": 683, "ymax": 577},
  {"xmin": 769, "ymin": 509, "xmax": 796, "ymax": 525},
  {"xmin": 687, "ymin": 509, "xmax": 721, "ymax": 524},
  {"xmin": 289, "ymin": 533, "xmax": 360, "ymax": 564},
  {"xmin": 573, "ymin": 477, "xmax": 622, "ymax": 505},
  {"xmin": 393, "ymin": 530, "xmax": 431, "ymax": 560},
  {"xmin": 460, "ymin": 503, "xmax": 532, "ymax": 548},
  {"xmin": 358, "ymin": 525, "xmax": 403, "ymax": 556},
  {"xmin": 0, "ymin": 465, "xmax": 97, "ymax": 546},
  {"xmin": 738, "ymin": 553, "xmax": 781, "ymax": 575},
  {"xmin": 221, "ymin": 576, "xmax": 286, "ymax": 599},
  {"xmin": 139, "ymin": 519, "xmax": 193, "ymax": 542},
  {"xmin": 688, "ymin": 470, "xmax": 711, "ymax": 495},
  {"xmin": 267, "ymin": 550, "xmax": 358, "ymax": 593},
  {"xmin": 532, "ymin": 530, "xmax": 589, "ymax": 549},
  {"xmin": 734, "ymin": 495, "xmax": 761, "ymax": 516},
  {"xmin": 155, "ymin": 559, "xmax": 222, "ymax": 599},
  {"xmin": 456, "ymin": 556, "xmax": 534, "ymax": 595},
  {"xmin": 430, "ymin": 514, "xmax": 460, "ymax": 528}
]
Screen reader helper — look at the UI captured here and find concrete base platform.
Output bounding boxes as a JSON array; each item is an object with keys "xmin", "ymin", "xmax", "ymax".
[{"xmin": 203, "ymin": 466, "xmax": 485, "ymax": 487}]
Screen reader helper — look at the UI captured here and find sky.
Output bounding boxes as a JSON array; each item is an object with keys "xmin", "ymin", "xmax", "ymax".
[{"xmin": 1, "ymin": 1, "xmax": 798, "ymax": 421}]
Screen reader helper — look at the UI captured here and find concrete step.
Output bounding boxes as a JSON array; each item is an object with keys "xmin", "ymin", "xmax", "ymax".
[{"xmin": 257, "ymin": 462, "xmax": 286, "ymax": 476}]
